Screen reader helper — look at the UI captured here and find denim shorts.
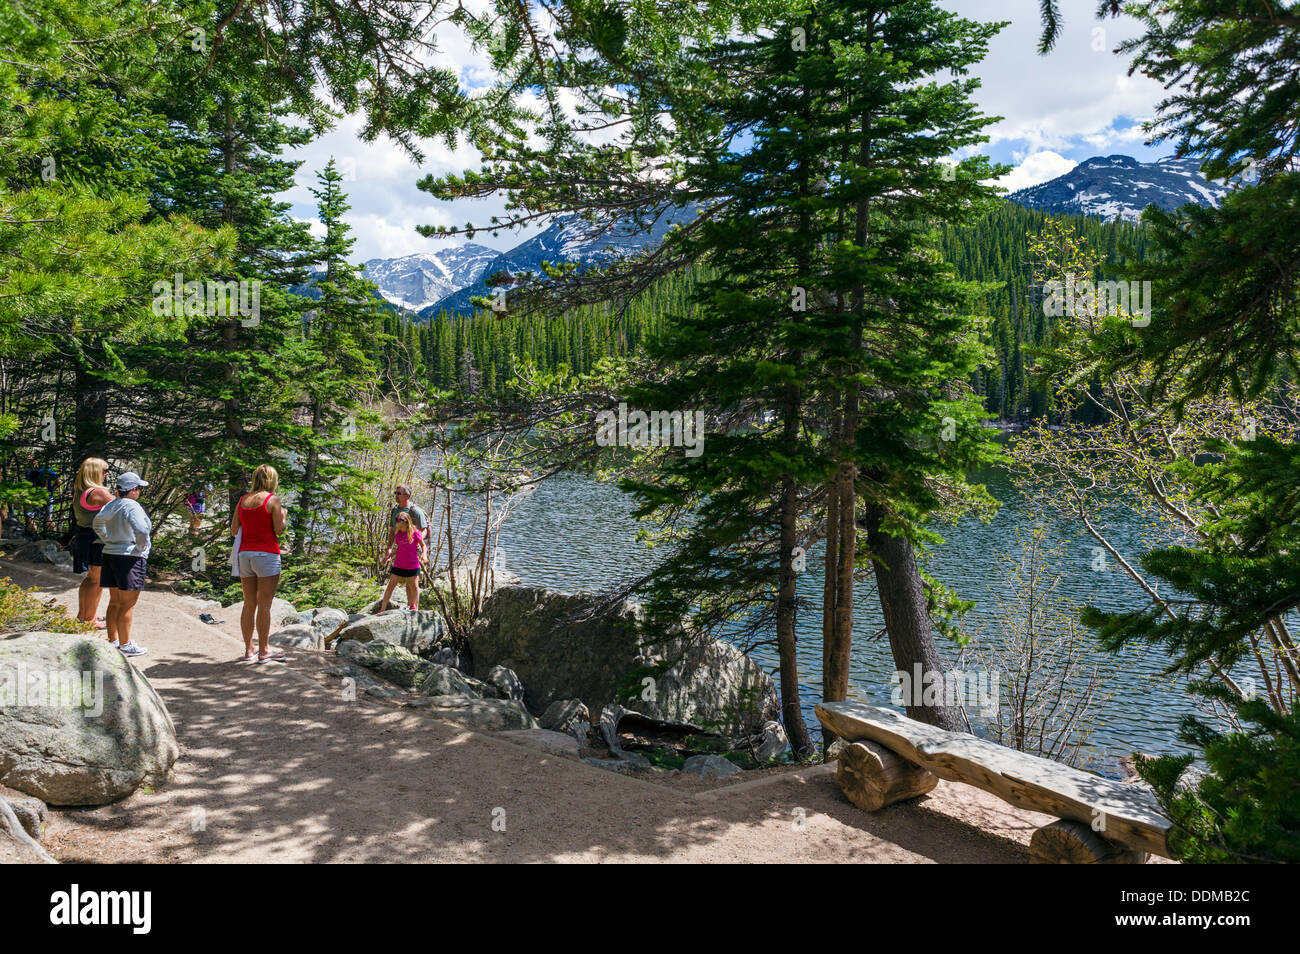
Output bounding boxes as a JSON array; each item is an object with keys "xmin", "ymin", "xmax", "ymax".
[{"xmin": 237, "ymin": 551, "xmax": 282, "ymax": 578}]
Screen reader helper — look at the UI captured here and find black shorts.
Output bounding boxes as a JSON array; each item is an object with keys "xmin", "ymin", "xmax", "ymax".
[
  {"xmin": 102, "ymin": 554, "xmax": 147, "ymax": 591},
  {"xmin": 390, "ymin": 566, "xmax": 420, "ymax": 578},
  {"xmin": 73, "ymin": 526, "xmax": 104, "ymax": 574}
]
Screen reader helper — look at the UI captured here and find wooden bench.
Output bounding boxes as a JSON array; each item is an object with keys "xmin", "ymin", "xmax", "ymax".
[{"xmin": 816, "ymin": 700, "xmax": 1174, "ymax": 863}]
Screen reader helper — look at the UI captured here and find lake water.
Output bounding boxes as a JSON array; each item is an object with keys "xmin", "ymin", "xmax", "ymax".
[{"xmin": 497, "ymin": 467, "xmax": 1204, "ymax": 774}]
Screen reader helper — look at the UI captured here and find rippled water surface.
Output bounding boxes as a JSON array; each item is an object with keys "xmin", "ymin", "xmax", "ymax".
[{"xmin": 498, "ymin": 468, "xmax": 1202, "ymax": 772}]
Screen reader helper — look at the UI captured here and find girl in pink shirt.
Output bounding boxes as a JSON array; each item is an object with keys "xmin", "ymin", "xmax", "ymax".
[{"xmin": 379, "ymin": 511, "xmax": 426, "ymax": 611}]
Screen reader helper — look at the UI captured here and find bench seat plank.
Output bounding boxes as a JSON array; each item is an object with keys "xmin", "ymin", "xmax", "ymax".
[{"xmin": 816, "ymin": 700, "xmax": 1172, "ymax": 858}]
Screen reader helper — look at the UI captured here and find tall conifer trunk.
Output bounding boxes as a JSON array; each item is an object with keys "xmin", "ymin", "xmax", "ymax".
[
  {"xmin": 220, "ymin": 103, "xmax": 245, "ymax": 513},
  {"xmin": 72, "ymin": 348, "xmax": 109, "ymax": 463},
  {"xmin": 291, "ymin": 400, "xmax": 321, "ymax": 555},
  {"xmin": 821, "ymin": 411, "xmax": 842, "ymax": 751},
  {"xmin": 777, "ymin": 418, "xmax": 813, "ymax": 757},
  {"xmin": 864, "ymin": 499, "xmax": 962, "ymax": 730},
  {"xmin": 778, "ymin": 63, "xmax": 816, "ymax": 759}
]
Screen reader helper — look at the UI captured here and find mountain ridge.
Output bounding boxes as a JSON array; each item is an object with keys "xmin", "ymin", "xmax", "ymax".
[
  {"xmin": 1006, "ymin": 154, "xmax": 1235, "ymax": 222},
  {"xmin": 359, "ymin": 155, "xmax": 1239, "ymax": 317}
]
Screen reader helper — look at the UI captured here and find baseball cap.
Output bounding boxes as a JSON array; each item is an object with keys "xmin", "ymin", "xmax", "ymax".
[{"xmin": 117, "ymin": 472, "xmax": 149, "ymax": 491}]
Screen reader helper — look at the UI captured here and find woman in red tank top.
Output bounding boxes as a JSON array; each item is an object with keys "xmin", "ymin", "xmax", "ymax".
[
  {"xmin": 238, "ymin": 493, "xmax": 281, "ymax": 553},
  {"xmin": 230, "ymin": 464, "xmax": 288, "ymax": 663}
]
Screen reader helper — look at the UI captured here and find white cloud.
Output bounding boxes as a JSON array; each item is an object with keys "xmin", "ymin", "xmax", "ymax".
[
  {"xmin": 997, "ymin": 151, "xmax": 1078, "ymax": 192},
  {"xmin": 946, "ymin": 0, "xmax": 1163, "ymax": 154},
  {"xmin": 286, "ymin": 111, "xmax": 528, "ymax": 262},
  {"xmin": 1082, "ymin": 122, "xmax": 1149, "ymax": 151},
  {"xmin": 281, "ymin": 0, "xmax": 1173, "ymax": 263}
]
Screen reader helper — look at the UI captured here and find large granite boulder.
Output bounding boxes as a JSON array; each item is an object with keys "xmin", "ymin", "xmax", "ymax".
[
  {"xmin": 466, "ymin": 586, "xmax": 779, "ymax": 736},
  {"xmin": 337, "ymin": 611, "xmax": 444, "ymax": 655},
  {"xmin": 335, "ymin": 639, "xmax": 369, "ymax": 659},
  {"xmin": 324, "ymin": 662, "xmax": 390, "ymax": 697},
  {"xmin": 341, "ymin": 643, "xmax": 499, "ymax": 698},
  {"xmin": 0, "ymin": 634, "xmax": 179, "ymax": 806},
  {"xmin": 269, "ymin": 624, "xmax": 318, "ymax": 650}
]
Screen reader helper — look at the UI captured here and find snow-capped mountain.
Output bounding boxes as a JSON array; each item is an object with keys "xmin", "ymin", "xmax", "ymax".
[
  {"xmin": 360, "ymin": 244, "xmax": 498, "ymax": 312},
  {"xmin": 364, "ymin": 153, "xmax": 1242, "ymax": 317},
  {"xmin": 418, "ymin": 205, "xmax": 697, "ymax": 318},
  {"xmin": 1008, "ymin": 155, "xmax": 1238, "ymax": 222}
]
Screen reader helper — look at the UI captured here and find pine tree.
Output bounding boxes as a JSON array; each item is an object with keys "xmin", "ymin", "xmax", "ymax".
[
  {"xmin": 290, "ymin": 158, "xmax": 384, "ymax": 554},
  {"xmin": 113, "ymin": 70, "xmax": 318, "ymax": 517},
  {"xmin": 617, "ymin": 0, "xmax": 1008, "ymax": 743}
]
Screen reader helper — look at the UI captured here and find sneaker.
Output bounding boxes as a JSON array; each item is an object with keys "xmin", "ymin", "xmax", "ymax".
[{"xmin": 118, "ymin": 642, "xmax": 148, "ymax": 657}]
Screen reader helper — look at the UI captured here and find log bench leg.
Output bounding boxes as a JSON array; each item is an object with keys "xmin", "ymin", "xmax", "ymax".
[
  {"xmin": 836, "ymin": 739, "xmax": 938, "ymax": 811},
  {"xmin": 1030, "ymin": 820, "xmax": 1147, "ymax": 864}
]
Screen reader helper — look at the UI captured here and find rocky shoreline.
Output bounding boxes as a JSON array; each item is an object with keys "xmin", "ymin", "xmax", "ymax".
[{"xmin": 283, "ymin": 584, "xmax": 792, "ymax": 777}]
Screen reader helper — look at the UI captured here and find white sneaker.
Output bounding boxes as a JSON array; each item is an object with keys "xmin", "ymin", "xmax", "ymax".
[{"xmin": 118, "ymin": 642, "xmax": 148, "ymax": 657}]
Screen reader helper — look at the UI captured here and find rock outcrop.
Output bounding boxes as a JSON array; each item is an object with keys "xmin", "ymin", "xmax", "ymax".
[
  {"xmin": 337, "ymin": 610, "xmax": 444, "ymax": 654},
  {"xmin": 0, "ymin": 633, "xmax": 179, "ymax": 805},
  {"xmin": 466, "ymin": 586, "xmax": 779, "ymax": 736},
  {"xmin": 271, "ymin": 608, "xmax": 348, "ymax": 650}
]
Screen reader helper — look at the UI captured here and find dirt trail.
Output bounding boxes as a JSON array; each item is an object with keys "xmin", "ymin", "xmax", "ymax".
[{"xmin": 3, "ymin": 559, "xmax": 1043, "ymax": 863}]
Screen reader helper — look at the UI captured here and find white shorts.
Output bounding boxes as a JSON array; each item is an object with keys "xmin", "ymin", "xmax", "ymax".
[{"xmin": 237, "ymin": 551, "xmax": 282, "ymax": 578}]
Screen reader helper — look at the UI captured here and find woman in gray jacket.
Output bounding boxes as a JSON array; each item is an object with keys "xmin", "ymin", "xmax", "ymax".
[{"xmin": 92, "ymin": 472, "xmax": 152, "ymax": 657}]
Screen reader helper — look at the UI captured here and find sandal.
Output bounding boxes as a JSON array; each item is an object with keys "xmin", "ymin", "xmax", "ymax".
[
  {"xmin": 239, "ymin": 652, "xmax": 256, "ymax": 662},
  {"xmin": 257, "ymin": 651, "xmax": 287, "ymax": 663}
]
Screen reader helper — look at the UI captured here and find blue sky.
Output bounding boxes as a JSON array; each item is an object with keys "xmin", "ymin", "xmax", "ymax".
[{"xmin": 284, "ymin": 0, "xmax": 1175, "ymax": 262}]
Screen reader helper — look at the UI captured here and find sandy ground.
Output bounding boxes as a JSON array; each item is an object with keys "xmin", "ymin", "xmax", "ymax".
[{"xmin": 1, "ymin": 557, "xmax": 1060, "ymax": 863}]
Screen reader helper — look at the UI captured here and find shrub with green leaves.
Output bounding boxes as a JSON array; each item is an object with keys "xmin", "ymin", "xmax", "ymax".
[{"xmin": 0, "ymin": 574, "xmax": 89, "ymax": 635}]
